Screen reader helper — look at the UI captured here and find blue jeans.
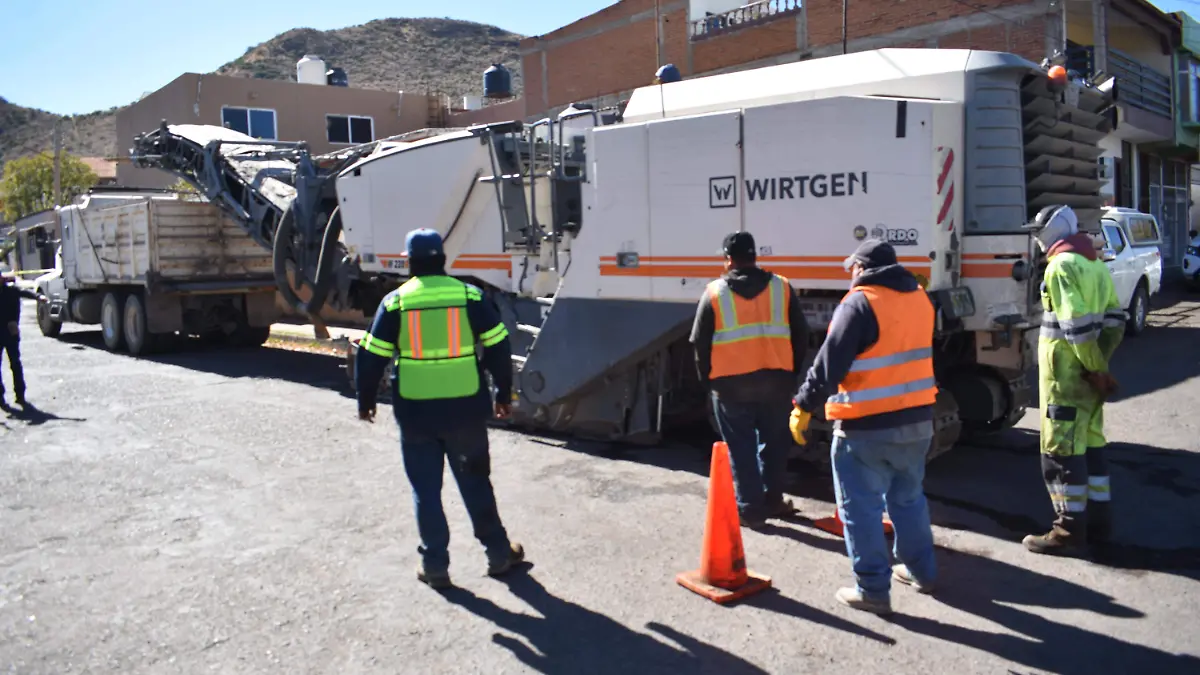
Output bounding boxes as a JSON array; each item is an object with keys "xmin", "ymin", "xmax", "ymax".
[
  {"xmin": 831, "ymin": 432, "xmax": 937, "ymax": 600},
  {"xmin": 711, "ymin": 393, "xmax": 792, "ymax": 517},
  {"xmin": 400, "ymin": 422, "xmax": 512, "ymax": 573}
]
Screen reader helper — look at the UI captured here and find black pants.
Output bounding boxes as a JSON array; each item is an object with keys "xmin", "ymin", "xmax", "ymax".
[
  {"xmin": 1041, "ymin": 447, "xmax": 1112, "ymax": 541},
  {"xmin": 0, "ymin": 336, "xmax": 25, "ymax": 401}
]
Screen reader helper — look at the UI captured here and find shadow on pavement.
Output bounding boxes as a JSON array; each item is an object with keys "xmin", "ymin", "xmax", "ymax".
[
  {"xmin": 925, "ymin": 429, "xmax": 1200, "ymax": 581},
  {"xmin": 2, "ymin": 401, "xmax": 86, "ymax": 425},
  {"xmin": 886, "ymin": 547, "xmax": 1199, "ymax": 674},
  {"xmin": 55, "ymin": 330, "xmax": 356, "ymax": 398},
  {"xmin": 762, "ymin": 523, "xmax": 1195, "ymax": 673},
  {"xmin": 443, "ymin": 573, "xmax": 775, "ymax": 674}
]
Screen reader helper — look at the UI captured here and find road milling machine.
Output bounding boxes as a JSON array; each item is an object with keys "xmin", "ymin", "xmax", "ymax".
[{"xmin": 129, "ymin": 48, "xmax": 1117, "ymax": 461}]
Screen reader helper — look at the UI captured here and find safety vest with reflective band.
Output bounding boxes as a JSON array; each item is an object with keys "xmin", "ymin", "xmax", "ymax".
[
  {"xmin": 357, "ymin": 276, "xmax": 509, "ymax": 401},
  {"xmin": 708, "ymin": 273, "xmax": 794, "ymax": 379},
  {"xmin": 825, "ymin": 285, "xmax": 938, "ymax": 421}
]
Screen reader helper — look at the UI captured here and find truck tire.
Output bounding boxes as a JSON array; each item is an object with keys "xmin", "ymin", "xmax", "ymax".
[
  {"xmin": 1126, "ymin": 282, "xmax": 1149, "ymax": 337},
  {"xmin": 232, "ymin": 325, "xmax": 271, "ymax": 348},
  {"xmin": 123, "ymin": 293, "xmax": 157, "ymax": 356},
  {"xmin": 36, "ymin": 300, "xmax": 62, "ymax": 338},
  {"xmin": 100, "ymin": 291, "xmax": 125, "ymax": 352}
]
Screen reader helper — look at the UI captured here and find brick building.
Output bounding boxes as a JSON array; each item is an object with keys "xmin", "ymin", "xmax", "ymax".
[{"xmin": 515, "ymin": 0, "xmax": 1057, "ymax": 115}]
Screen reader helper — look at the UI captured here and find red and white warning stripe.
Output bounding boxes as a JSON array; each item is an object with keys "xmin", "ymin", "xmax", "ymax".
[{"xmin": 936, "ymin": 146, "xmax": 955, "ymax": 233}]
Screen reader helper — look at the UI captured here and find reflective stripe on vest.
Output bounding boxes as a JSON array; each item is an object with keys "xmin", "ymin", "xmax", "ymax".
[
  {"xmin": 708, "ymin": 273, "xmax": 794, "ymax": 379},
  {"xmin": 395, "ymin": 276, "xmax": 481, "ymax": 401},
  {"xmin": 825, "ymin": 285, "xmax": 937, "ymax": 421}
]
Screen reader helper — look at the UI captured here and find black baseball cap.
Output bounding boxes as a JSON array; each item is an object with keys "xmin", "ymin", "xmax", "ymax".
[
  {"xmin": 722, "ymin": 231, "xmax": 756, "ymax": 258},
  {"xmin": 843, "ymin": 239, "xmax": 898, "ymax": 271}
]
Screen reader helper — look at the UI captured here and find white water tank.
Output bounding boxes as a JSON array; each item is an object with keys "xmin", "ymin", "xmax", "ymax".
[{"xmin": 297, "ymin": 55, "xmax": 327, "ymax": 85}]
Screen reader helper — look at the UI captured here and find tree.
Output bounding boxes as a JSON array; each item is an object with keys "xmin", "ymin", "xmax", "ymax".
[{"xmin": 1, "ymin": 152, "xmax": 98, "ymax": 222}]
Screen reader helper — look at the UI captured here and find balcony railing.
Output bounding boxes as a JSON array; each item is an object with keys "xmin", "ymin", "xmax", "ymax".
[
  {"xmin": 1065, "ymin": 43, "xmax": 1173, "ymax": 119},
  {"xmin": 690, "ymin": 0, "xmax": 802, "ymax": 40}
]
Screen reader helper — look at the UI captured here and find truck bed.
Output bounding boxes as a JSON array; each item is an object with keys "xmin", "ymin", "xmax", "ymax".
[{"xmin": 61, "ymin": 196, "xmax": 275, "ymax": 292}]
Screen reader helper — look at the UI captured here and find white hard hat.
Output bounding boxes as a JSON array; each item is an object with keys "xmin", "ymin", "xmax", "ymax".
[{"xmin": 1031, "ymin": 205, "xmax": 1079, "ymax": 252}]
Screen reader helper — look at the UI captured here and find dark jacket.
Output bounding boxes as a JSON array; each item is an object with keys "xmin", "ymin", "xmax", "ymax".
[
  {"xmin": 793, "ymin": 263, "xmax": 934, "ymax": 432},
  {"xmin": 1, "ymin": 282, "xmax": 37, "ymax": 328},
  {"xmin": 355, "ymin": 276, "xmax": 513, "ymax": 434},
  {"xmin": 690, "ymin": 266, "xmax": 810, "ymax": 402}
]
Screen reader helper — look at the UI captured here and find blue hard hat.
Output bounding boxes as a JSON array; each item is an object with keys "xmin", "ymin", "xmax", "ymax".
[{"xmin": 405, "ymin": 228, "xmax": 444, "ymax": 258}]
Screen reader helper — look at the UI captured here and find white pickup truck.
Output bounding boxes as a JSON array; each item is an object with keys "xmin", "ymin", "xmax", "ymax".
[{"xmin": 1097, "ymin": 206, "xmax": 1163, "ymax": 336}]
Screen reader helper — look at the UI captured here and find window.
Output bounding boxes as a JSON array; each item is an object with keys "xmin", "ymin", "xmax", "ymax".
[
  {"xmin": 221, "ymin": 107, "xmax": 277, "ymax": 140},
  {"xmin": 326, "ymin": 115, "xmax": 374, "ymax": 144},
  {"xmin": 1127, "ymin": 216, "xmax": 1161, "ymax": 244},
  {"xmin": 1101, "ymin": 221, "xmax": 1127, "ymax": 254}
]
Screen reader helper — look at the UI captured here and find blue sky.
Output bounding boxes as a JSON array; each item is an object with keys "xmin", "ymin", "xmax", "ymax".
[
  {"xmin": 1, "ymin": 0, "xmax": 1196, "ymax": 115},
  {"xmin": 0, "ymin": 0, "xmax": 612, "ymax": 115}
]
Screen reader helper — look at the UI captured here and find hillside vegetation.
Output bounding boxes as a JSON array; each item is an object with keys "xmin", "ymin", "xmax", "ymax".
[{"xmin": 0, "ymin": 17, "xmax": 524, "ymax": 169}]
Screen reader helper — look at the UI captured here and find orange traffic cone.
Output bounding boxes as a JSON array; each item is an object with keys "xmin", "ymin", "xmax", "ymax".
[
  {"xmin": 676, "ymin": 442, "xmax": 772, "ymax": 604},
  {"xmin": 812, "ymin": 509, "xmax": 895, "ymax": 537}
]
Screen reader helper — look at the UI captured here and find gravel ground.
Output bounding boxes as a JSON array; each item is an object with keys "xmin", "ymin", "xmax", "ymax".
[{"xmin": 1, "ymin": 290, "xmax": 1199, "ymax": 674}]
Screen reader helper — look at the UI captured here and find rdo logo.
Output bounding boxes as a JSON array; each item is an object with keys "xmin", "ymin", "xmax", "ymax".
[{"xmin": 886, "ymin": 228, "xmax": 920, "ymax": 246}]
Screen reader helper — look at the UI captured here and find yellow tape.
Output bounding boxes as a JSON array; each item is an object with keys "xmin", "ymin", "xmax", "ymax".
[{"xmin": 8, "ymin": 269, "xmax": 54, "ymax": 276}]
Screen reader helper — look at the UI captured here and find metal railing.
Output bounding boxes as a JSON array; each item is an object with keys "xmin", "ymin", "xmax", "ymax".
[
  {"xmin": 1064, "ymin": 43, "xmax": 1173, "ymax": 119},
  {"xmin": 690, "ymin": 0, "xmax": 802, "ymax": 40}
]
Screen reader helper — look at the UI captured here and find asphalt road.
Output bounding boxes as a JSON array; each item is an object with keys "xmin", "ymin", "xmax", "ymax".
[{"xmin": 2, "ymin": 291, "xmax": 1199, "ymax": 674}]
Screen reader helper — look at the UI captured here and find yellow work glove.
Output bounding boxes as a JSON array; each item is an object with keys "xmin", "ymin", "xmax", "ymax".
[{"xmin": 789, "ymin": 406, "xmax": 812, "ymax": 446}]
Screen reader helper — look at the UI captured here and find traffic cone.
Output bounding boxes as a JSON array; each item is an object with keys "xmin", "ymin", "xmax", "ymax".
[
  {"xmin": 812, "ymin": 510, "xmax": 895, "ymax": 537},
  {"xmin": 676, "ymin": 442, "xmax": 772, "ymax": 604}
]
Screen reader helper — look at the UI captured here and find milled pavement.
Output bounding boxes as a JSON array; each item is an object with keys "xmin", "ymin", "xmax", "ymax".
[{"xmin": 1, "ymin": 290, "xmax": 1198, "ymax": 674}]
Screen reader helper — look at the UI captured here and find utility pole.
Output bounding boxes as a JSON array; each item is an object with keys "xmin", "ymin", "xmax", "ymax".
[
  {"xmin": 655, "ymin": 0, "xmax": 663, "ymax": 67},
  {"xmin": 52, "ymin": 119, "xmax": 63, "ymax": 207},
  {"xmin": 842, "ymin": 0, "xmax": 849, "ymax": 55}
]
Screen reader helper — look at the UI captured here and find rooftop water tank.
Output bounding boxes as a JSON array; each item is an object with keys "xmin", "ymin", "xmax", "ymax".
[
  {"xmin": 655, "ymin": 63, "xmax": 681, "ymax": 84},
  {"xmin": 483, "ymin": 63, "xmax": 512, "ymax": 99},
  {"xmin": 297, "ymin": 54, "xmax": 326, "ymax": 85},
  {"xmin": 326, "ymin": 67, "xmax": 348, "ymax": 87}
]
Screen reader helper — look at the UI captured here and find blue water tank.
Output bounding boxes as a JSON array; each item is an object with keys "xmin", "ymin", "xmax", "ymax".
[
  {"xmin": 655, "ymin": 63, "xmax": 681, "ymax": 84},
  {"xmin": 326, "ymin": 67, "xmax": 348, "ymax": 87},
  {"xmin": 483, "ymin": 64, "xmax": 512, "ymax": 99}
]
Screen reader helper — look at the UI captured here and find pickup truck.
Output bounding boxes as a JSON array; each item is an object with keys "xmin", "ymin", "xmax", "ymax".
[
  {"xmin": 1097, "ymin": 206, "xmax": 1163, "ymax": 336},
  {"xmin": 1183, "ymin": 228, "xmax": 1200, "ymax": 289}
]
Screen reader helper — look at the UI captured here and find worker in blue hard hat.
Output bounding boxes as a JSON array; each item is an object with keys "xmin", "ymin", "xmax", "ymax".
[{"xmin": 354, "ymin": 228, "xmax": 524, "ymax": 589}]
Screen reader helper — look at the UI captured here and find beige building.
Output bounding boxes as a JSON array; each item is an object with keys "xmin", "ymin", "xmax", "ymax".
[{"xmin": 116, "ymin": 73, "xmax": 435, "ymax": 188}]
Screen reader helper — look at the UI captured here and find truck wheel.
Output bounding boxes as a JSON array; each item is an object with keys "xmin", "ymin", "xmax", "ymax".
[
  {"xmin": 1126, "ymin": 282, "xmax": 1149, "ymax": 337},
  {"xmin": 123, "ymin": 293, "xmax": 157, "ymax": 356},
  {"xmin": 232, "ymin": 325, "xmax": 271, "ymax": 348},
  {"xmin": 36, "ymin": 300, "xmax": 62, "ymax": 338},
  {"xmin": 100, "ymin": 291, "xmax": 125, "ymax": 352}
]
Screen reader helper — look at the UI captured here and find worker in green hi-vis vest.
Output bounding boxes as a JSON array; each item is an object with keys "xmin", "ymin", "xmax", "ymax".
[
  {"xmin": 1024, "ymin": 205, "xmax": 1125, "ymax": 556},
  {"xmin": 355, "ymin": 228, "xmax": 525, "ymax": 589}
]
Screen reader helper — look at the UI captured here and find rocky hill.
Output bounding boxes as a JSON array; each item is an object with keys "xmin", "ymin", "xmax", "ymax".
[{"xmin": 0, "ymin": 17, "xmax": 524, "ymax": 169}]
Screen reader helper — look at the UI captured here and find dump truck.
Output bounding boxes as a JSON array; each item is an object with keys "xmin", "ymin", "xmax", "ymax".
[
  {"xmin": 33, "ymin": 190, "xmax": 281, "ymax": 353},
  {"xmin": 128, "ymin": 48, "xmax": 1117, "ymax": 461}
]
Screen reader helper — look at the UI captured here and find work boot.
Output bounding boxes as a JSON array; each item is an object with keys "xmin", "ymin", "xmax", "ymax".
[
  {"xmin": 487, "ymin": 542, "xmax": 526, "ymax": 577},
  {"xmin": 892, "ymin": 564, "xmax": 935, "ymax": 595},
  {"xmin": 1023, "ymin": 525, "xmax": 1085, "ymax": 555},
  {"xmin": 417, "ymin": 564, "xmax": 452, "ymax": 590},
  {"xmin": 835, "ymin": 587, "xmax": 893, "ymax": 615},
  {"xmin": 765, "ymin": 496, "xmax": 797, "ymax": 520}
]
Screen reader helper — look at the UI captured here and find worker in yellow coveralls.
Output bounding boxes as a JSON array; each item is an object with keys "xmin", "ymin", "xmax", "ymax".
[{"xmin": 1024, "ymin": 205, "xmax": 1125, "ymax": 555}]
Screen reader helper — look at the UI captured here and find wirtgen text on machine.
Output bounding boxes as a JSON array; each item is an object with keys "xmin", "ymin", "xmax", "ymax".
[{"xmin": 745, "ymin": 172, "xmax": 869, "ymax": 201}]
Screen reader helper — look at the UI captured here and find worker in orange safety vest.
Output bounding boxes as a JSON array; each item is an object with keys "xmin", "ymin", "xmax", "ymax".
[
  {"xmin": 689, "ymin": 231, "xmax": 810, "ymax": 528},
  {"xmin": 789, "ymin": 239, "xmax": 938, "ymax": 616}
]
